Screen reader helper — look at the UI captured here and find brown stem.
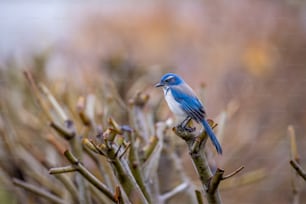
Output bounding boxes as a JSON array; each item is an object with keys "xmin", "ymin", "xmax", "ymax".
[
  {"xmin": 62, "ymin": 150, "xmax": 117, "ymax": 202},
  {"xmin": 173, "ymin": 126, "xmax": 222, "ymax": 204},
  {"xmin": 13, "ymin": 178, "xmax": 68, "ymax": 204},
  {"xmin": 222, "ymin": 166, "xmax": 245, "ymax": 180},
  {"xmin": 290, "ymin": 160, "xmax": 306, "ymax": 181}
]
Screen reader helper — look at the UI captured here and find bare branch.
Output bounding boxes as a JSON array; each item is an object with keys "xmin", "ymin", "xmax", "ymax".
[
  {"xmin": 13, "ymin": 178, "xmax": 68, "ymax": 204},
  {"xmin": 50, "ymin": 122, "xmax": 75, "ymax": 140},
  {"xmin": 61, "ymin": 150, "xmax": 117, "ymax": 202},
  {"xmin": 207, "ymin": 168, "xmax": 224, "ymax": 195},
  {"xmin": 173, "ymin": 126, "xmax": 222, "ymax": 204},
  {"xmin": 160, "ymin": 182, "xmax": 189, "ymax": 201},
  {"xmin": 114, "ymin": 186, "xmax": 125, "ymax": 204},
  {"xmin": 290, "ymin": 160, "xmax": 306, "ymax": 181},
  {"xmin": 49, "ymin": 165, "xmax": 77, "ymax": 174},
  {"xmin": 288, "ymin": 125, "xmax": 300, "ymax": 161},
  {"xmin": 222, "ymin": 166, "xmax": 245, "ymax": 180},
  {"xmin": 195, "ymin": 190, "xmax": 204, "ymax": 204}
]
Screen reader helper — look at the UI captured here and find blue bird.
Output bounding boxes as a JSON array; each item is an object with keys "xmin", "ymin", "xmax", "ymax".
[{"xmin": 155, "ymin": 73, "xmax": 222, "ymax": 154}]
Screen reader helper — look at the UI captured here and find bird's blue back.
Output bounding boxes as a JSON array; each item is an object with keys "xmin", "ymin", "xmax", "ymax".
[
  {"xmin": 169, "ymin": 85, "xmax": 206, "ymax": 122},
  {"xmin": 156, "ymin": 73, "xmax": 223, "ymax": 154}
]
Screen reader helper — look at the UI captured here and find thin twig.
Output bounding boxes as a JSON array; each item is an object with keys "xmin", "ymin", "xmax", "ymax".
[
  {"xmin": 142, "ymin": 136, "xmax": 159, "ymax": 162},
  {"xmin": 50, "ymin": 122, "xmax": 74, "ymax": 140},
  {"xmin": 53, "ymin": 174, "xmax": 79, "ymax": 203},
  {"xmin": 106, "ymin": 144, "xmax": 149, "ymax": 204},
  {"xmin": 288, "ymin": 125, "xmax": 302, "ymax": 204},
  {"xmin": 222, "ymin": 166, "xmax": 245, "ymax": 180},
  {"xmin": 290, "ymin": 160, "xmax": 306, "ymax": 181},
  {"xmin": 114, "ymin": 145, "xmax": 122, "ymax": 158},
  {"xmin": 83, "ymin": 144, "xmax": 113, "ymax": 188},
  {"xmin": 220, "ymin": 168, "xmax": 266, "ymax": 190},
  {"xmin": 39, "ymin": 83, "xmax": 68, "ymax": 121},
  {"xmin": 160, "ymin": 182, "xmax": 189, "ymax": 201},
  {"xmin": 49, "ymin": 165, "xmax": 77, "ymax": 174},
  {"xmin": 119, "ymin": 143, "xmax": 131, "ymax": 160},
  {"xmin": 288, "ymin": 125, "xmax": 300, "ymax": 161},
  {"xmin": 46, "ymin": 134, "xmax": 68, "ymax": 155},
  {"xmin": 58, "ymin": 150, "xmax": 116, "ymax": 202},
  {"xmin": 12, "ymin": 178, "xmax": 68, "ymax": 204},
  {"xmin": 89, "ymin": 184, "xmax": 113, "ymax": 204}
]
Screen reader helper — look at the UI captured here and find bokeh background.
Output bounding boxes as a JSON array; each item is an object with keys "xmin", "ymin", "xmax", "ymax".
[{"xmin": 1, "ymin": 1, "xmax": 306, "ymax": 203}]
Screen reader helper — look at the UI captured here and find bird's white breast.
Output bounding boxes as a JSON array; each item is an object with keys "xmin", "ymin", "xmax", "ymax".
[{"xmin": 163, "ymin": 88, "xmax": 186, "ymax": 117}]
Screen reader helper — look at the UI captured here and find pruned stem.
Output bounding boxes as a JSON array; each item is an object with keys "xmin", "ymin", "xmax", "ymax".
[
  {"xmin": 195, "ymin": 190, "xmax": 204, "ymax": 204},
  {"xmin": 49, "ymin": 165, "xmax": 77, "ymax": 174}
]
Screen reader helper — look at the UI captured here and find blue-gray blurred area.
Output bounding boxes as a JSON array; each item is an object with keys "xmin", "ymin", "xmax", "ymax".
[{"xmin": 1, "ymin": 1, "xmax": 306, "ymax": 203}]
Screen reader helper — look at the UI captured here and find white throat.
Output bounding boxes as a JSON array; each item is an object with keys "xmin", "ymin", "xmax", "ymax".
[{"xmin": 163, "ymin": 87, "xmax": 186, "ymax": 118}]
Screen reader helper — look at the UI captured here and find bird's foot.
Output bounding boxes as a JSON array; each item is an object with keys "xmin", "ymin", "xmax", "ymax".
[
  {"xmin": 185, "ymin": 126, "xmax": 196, "ymax": 133},
  {"xmin": 177, "ymin": 117, "xmax": 196, "ymax": 133},
  {"xmin": 177, "ymin": 124, "xmax": 196, "ymax": 133}
]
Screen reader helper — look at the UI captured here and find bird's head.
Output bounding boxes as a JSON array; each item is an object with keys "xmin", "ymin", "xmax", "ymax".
[{"xmin": 155, "ymin": 73, "xmax": 184, "ymax": 88}]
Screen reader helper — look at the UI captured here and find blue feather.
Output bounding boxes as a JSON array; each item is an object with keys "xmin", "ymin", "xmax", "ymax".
[
  {"xmin": 170, "ymin": 86, "xmax": 205, "ymax": 122},
  {"xmin": 170, "ymin": 86, "xmax": 222, "ymax": 154},
  {"xmin": 202, "ymin": 119, "xmax": 223, "ymax": 154},
  {"xmin": 156, "ymin": 73, "xmax": 223, "ymax": 154}
]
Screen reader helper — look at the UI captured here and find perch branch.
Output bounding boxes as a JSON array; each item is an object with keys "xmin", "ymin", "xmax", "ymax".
[{"xmin": 173, "ymin": 126, "xmax": 222, "ymax": 204}]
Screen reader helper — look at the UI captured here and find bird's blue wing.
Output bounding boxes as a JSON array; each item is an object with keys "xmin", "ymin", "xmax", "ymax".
[
  {"xmin": 170, "ymin": 85, "xmax": 206, "ymax": 122},
  {"xmin": 170, "ymin": 84, "xmax": 222, "ymax": 154}
]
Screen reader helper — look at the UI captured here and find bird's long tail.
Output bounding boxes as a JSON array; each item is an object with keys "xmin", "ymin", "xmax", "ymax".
[{"xmin": 201, "ymin": 119, "xmax": 223, "ymax": 154}]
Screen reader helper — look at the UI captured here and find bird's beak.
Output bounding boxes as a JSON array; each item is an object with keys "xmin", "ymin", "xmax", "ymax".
[{"xmin": 155, "ymin": 82, "xmax": 164, "ymax": 87}]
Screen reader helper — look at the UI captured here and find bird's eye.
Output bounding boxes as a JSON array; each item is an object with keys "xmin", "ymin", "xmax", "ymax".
[{"xmin": 165, "ymin": 77, "xmax": 173, "ymax": 83}]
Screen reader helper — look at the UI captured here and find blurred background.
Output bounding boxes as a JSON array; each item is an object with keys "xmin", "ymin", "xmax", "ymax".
[{"xmin": 1, "ymin": 0, "xmax": 306, "ymax": 203}]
